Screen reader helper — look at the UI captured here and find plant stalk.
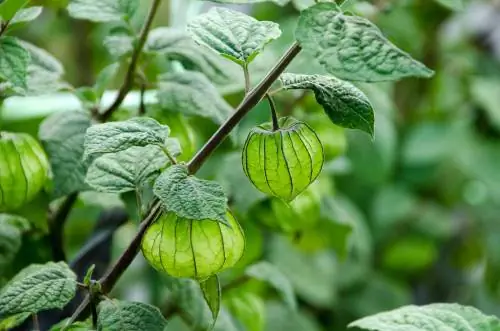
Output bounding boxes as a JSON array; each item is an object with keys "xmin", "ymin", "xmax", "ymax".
[{"xmin": 267, "ymin": 94, "xmax": 280, "ymax": 131}]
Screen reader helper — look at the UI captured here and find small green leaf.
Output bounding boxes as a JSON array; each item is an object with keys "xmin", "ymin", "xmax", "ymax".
[
  {"xmin": 94, "ymin": 63, "xmax": 119, "ymax": 98},
  {"xmin": 187, "ymin": 7, "xmax": 281, "ymax": 65},
  {"xmin": 10, "ymin": 6, "xmax": 43, "ymax": 24},
  {"xmin": 153, "ymin": 164, "xmax": 229, "ymax": 225},
  {"xmin": 97, "ymin": 300, "xmax": 167, "ymax": 331},
  {"xmin": 157, "ymin": 71, "xmax": 232, "ymax": 125},
  {"xmin": 0, "ymin": 312, "xmax": 31, "ymax": 330},
  {"xmin": 83, "ymin": 117, "xmax": 170, "ymax": 162},
  {"xmin": 83, "ymin": 264, "xmax": 95, "ymax": 286},
  {"xmin": 349, "ymin": 303, "xmax": 500, "ymax": 331},
  {"xmin": 104, "ymin": 33, "xmax": 134, "ymax": 58},
  {"xmin": 0, "ymin": 262, "xmax": 77, "ymax": 317},
  {"xmin": 67, "ymin": 0, "xmax": 138, "ymax": 22},
  {"xmin": 200, "ymin": 275, "xmax": 221, "ymax": 324},
  {"xmin": 0, "ymin": 36, "xmax": 30, "ymax": 89},
  {"xmin": 225, "ymin": 291, "xmax": 265, "ymax": 331},
  {"xmin": 279, "ymin": 73, "xmax": 374, "ymax": 136},
  {"xmin": 49, "ymin": 319, "xmax": 93, "ymax": 331},
  {"xmin": 0, "ymin": 0, "xmax": 28, "ymax": 21},
  {"xmin": 86, "ymin": 141, "xmax": 180, "ymax": 194},
  {"xmin": 295, "ymin": 3, "xmax": 434, "ymax": 82},
  {"xmin": 0, "ymin": 216, "xmax": 22, "ymax": 272},
  {"xmin": 39, "ymin": 111, "xmax": 92, "ymax": 199},
  {"xmin": 245, "ymin": 262, "xmax": 297, "ymax": 311}
]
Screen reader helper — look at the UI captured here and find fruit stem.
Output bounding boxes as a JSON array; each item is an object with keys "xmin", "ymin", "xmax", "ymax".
[
  {"xmin": 243, "ymin": 64, "xmax": 251, "ymax": 94},
  {"xmin": 267, "ymin": 94, "xmax": 280, "ymax": 131}
]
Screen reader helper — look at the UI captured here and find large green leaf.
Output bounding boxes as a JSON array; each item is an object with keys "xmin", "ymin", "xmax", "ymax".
[
  {"xmin": 280, "ymin": 73, "xmax": 374, "ymax": 136},
  {"xmin": 83, "ymin": 117, "xmax": 170, "ymax": 162},
  {"xmin": 0, "ymin": 36, "xmax": 30, "ymax": 89},
  {"xmin": 0, "ymin": 0, "xmax": 28, "ymax": 21},
  {"xmin": 245, "ymin": 262, "xmax": 297, "ymax": 311},
  {"xmin": 0, "ymin": 262, "xmax": 77, "ymax": 317},
  {"xmin": 200, "ymin": 275, "xmax": 221, "ymax": 325},
  {"xmin": 67, "ymin": 0, "xmax": 138, "ymax": 22},
  {"xmin": 295, "ymin": 3, "xmax": 434, "ymax": 82},
  {"xmin": 157, "ymin": 71, "xmax": 233, "ymax": 124},
  {"xmin": 349, "ymin": 303, "xmax": 500, "ymax": 331},
  {"xmin": 97, "ymin": 300, "xmax": 167, "ymax": 331},
  {"xmin": 39, "ymin": 111, "xmax": 92, "ymax": 199},
  {"xmin": 187, "ymin": 7, "xmax": 281, "ymax": 65},
  {"xmin": 85, "ymin": 141, "xmax": 180, "ymax": 194},
  {"xmin": 153, "ymin": 164, "xmax": 229, "ymax": 225}
]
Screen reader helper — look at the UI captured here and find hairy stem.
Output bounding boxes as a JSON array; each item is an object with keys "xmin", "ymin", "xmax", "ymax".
[
  {"xmin": 188, "ymin": 42, "xmax": 301, "ymax": 174},
  {"xmin": 243, "ymin": 64, "xmax": 251, "ymax": 94},
  {"xmin": 68, "ymin": 41, "xmax": 301, "ymax": 322},
  {"xmin": 98, "ymin": 0, "xmax": 162, "ymax": 122},
  {"xmin": 48, "ymin": 192, "xmax": 79, "ymax": 261}
]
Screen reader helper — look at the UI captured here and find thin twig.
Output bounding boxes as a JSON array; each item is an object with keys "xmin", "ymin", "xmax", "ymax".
[
  {"xmin": 68, "ymin": 41, "xmax": 302, "ymax": 322},
  {"xmin": 266, "ymin": 94, "xmax": 280, "ymax": 131},
  {"xmin": 0, "ymin": 19, "xmax": 11, "ymax": 37},
  {"xmin": 243, "ymin": 64, "xmax": 251, "ymax": 94},
  {"xmin": 139, "ymin": 83, "xmax": 147, "ymax": 116},
  {"xmin": 32, "ymin": 314, "xmax": 40, "ymax": 331},
  {"xmin": 48, "ymin": 192, "xmax": 79, "ymax": 261},
  {"xmin": 98, "ymin": 0, "xmax": 162, "ymax": 122},
  {"xmin": 187, "ymin": 42, "xmax": 302, "ymax": 174}
]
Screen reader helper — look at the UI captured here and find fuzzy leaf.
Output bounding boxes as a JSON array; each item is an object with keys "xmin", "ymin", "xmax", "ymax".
[
  {"xmin": 280, "ymin": 73, "xmax": 374, "ymax": 135},
  {"xmin": 0, "ymin": 312, "xmax": 31, "ymax": 330},
  {"xmin": 157, "ymin": 71, "xmax": 232, "ymax": 124},
  {"xmin": 153, "ymin": 164, "xmax": 229, "ymax": 225},
  {"xmin": 349, "ymin": 303, "xmax": 500, "ymax": 331},
  {"xmin": 246, "ymin": 262, "xmax": 297, "ymax": 311},
  {"xmin": 86, "ymin": 140, "xmax": 180, "ymax": 194},
  {"xmin": 97, "ymin": 300, "xmax": 167, "ymax": 331},
  {"xmin": 187, "ymin": 7, "xmax": 281, "ymax": 65},
  {"xmin": 39, "ymin": 111, "xmax": 92, "ymax": 199},
  {"xmin": 10, "ymin": 6, "xmax": 42, "ymax": 24},
  {"xmin": 67, "ymin": 0, "xmax": 138, "ymax": 22},
  {"xmin": 83, "ymin": 117, "xmax": 170, "ymax": 162},
  {"xmin": 0, "ymin": 262, "xmax": 77, "ymax": 316},
  {"xmin": 295, "ymin": 3, "xmax": 434, "ymax": 82},
  {"xmin": 0, "ymin": 36, "xmax": 30, "ymax": 89},
  {"xmin": 200, "ymin": 275, "xmax": 221, "ymax": 324},
  {"xmin": 0, "ymin": 216, "xmax": 22, "ymax": 271}
]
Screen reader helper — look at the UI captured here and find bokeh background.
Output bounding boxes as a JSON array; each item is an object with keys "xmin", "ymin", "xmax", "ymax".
[{"xmin": 2, "ymin": 0, "xmax": 500, "ymax": 330}]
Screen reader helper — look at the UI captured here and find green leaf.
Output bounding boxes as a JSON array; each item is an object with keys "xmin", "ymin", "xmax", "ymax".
[
  {"xmin": 49, "ymin": 319, "xmax": 93, "ymax": 331},
  {"xmin": 470, "ymin": 77, "xmax": 500, "ymax": 131},
  {"xmin": 202, "ymin": 0, "xmax": 289, "ymax": 4},
  {"xmin": 95, "ymin": 63, "xmax": 119, "ymax": 98},
  {"xmin": 0, "ymin": 0, "xmax": 28, "ymax": 21},
  {"xmin": 67, "ymin": 0, "xmax": 138, "ymax": 22},
  {"xmin": 295, "ymin": 3, "xmax": 434, "ymax": 82},
  {"xmin": 97, "ymin": 300, "xmax": 167, "ymax": 331},
  {"xmin": 86, "ymin": 141, "xmax": 180, "ymax": 194},
  {"xmin": 280, "ymin": 73, "xmax": 374, "ymax": 135},
  {"xmin": 0, "ymin": 216, "xmax": 22, "ymax": 272},
  {"xmin": 83, "ymin": 264, "xmax": 95, "ymax": 286},
  {"xmin": 104, "ymin": 33, "xmax": 134, "ymax": 58},
  {"xmin": 349, "ymin": 303, "xmax": 500, "ymax": 331},
  {"xmin": 225, "ymin": 291, "xmax": 265, "ymax": 331},
  {"xmin": 153, "ymin": 164, "xmax": 229, "ymax": 225},
  {"xmin": 245, "ymin": 262, "xmax": 297, "ymax": 311},
  {"xmin": 10, "ymin": 6, "xmax": 43, "ymax": 24},
  {"xmin": 39, "ymin": 111, "xmax": 92, "ymax": 199},
  {"xmin": 187, "ymin": 7, "xmax": 281, "ymax": 65},
  {"xmin": 434, "ymin": 0, "xmax": 465, "ymax": 10},
  {"xmin": 0, "ymin": 36, "xmax": 30, "ymax": 89},
  {"xmin": 157, "ymin": 71, "xmax": 232, "ymax": 125},
  {"xmin": 200, "ymin": 275, "xmax": 221, "ymax": 325},
  {"xmin": 0, "ymin": 262, "xmax": 77, "ymax": 317},
  {"xmin": 0, "ymin": 312, "xmax": 31, "ymax": 330},
  {"xmin": 83, "ymin": 117, "xmax": 170, "ymax": 162}
]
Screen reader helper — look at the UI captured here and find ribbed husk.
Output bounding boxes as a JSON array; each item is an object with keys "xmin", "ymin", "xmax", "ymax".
[
  {"xmin": 242, "ymin": 116, "xmax": 324, "ymax": 202},
  {"xmin": 0, "ymin": 132, "xmax": 50, "ymax": 212},
  {"xmin": 141, "ymin": 210, "xmax": 245, "ymax": 280}
]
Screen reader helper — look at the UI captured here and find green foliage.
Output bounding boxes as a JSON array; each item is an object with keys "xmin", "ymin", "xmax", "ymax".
[
  {"xmin": 279, "ymin": 73, "xmax": 374, "ymax": 135},
  {"xmin": 187, "ymin": 7, "xmax": 281, "ymax": 66},
  {"xmin": 295, "ymin": 3, "xmax": 434, "ymax": 82},
  {"xmin": 350, "ymin": 303, "xmax": 500, "ymax": 331},
  {"xmin": 0, "ymin": 37, "xmax": 30, "ymax": 89},
  {"xmin": 0, "ymin": 262, "xmax": 76, "ymax": 317},
  {"xmin": 97, "ymin": 300, "xmax": 167, "ymax": 331},
  {"xmin": 67, "ymin": 0, "xmax": 138, "ymax": 22},
  {"xmin": 200, "ymin": 275, "xmax": 221, "ymax": 323}
]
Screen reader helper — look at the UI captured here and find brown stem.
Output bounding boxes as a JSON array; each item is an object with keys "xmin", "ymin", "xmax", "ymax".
[
  {"xmin": 0, "ymin": 20, "xmax": 11, "ymax": 37},
  {"xmin": 187, "ymin": 42, "xmax": 301, "ymax": 174},
  {"xmin": 48, "ymin": 192, "xmax": 79, "ymax": 261},
  {"xmin": 267, "ymin": 94, "xmax": 280, "ymax": 131},
  {"xmin": 98, "ymin": 0, "xmax": 162, "ymax": 122}
]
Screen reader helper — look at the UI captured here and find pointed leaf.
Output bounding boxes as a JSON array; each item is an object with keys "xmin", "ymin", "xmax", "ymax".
[
  {"xmin": 187, "ymin": 7, "xmax": 281, "ymax": 65},
  {"xmin": 0, "ymin": 0, "xmax": 28, "ymax": 21},
  {"xmin": 295, "ymin": 3, "xmax": 434, "ymax": 82},
  {"xmin": 245, "ymin": 262, "xmax": 297, "ymax": 311},
  {"xmin": 86, "ymin": 141, "xmax": 180, "ymax": 194},
  {"xmin": 97, "ymin": 300, "xmax": 167, "ymax": 331},
  {"xmin": 157, "ymin": 71, "xmax": 232, "ymax": 124},
  {"xmin": 153, "ymin": 164, "xmax": 229, "ymax": 225},
  {"xmin": 200, "ymin": 275, "xmax": 221, "ymax": 325},
  {"xmin": 0, "ymin": 262, "xmax": 77, "ymax": 316},
  {"xmin": 280, "ymin": 73, "xmax": 374, "ymax": 135},
  {"xmin": 0, "ymin": 36, "xmax": 30, "ymax": 89},
  {"xmin": 39, "ymin": 111, "xmax": 92, "ymax": 199},
  {"xmin": 349, "ymin": 303, "xmax": 500, "ymax": 331},
  {"xmin": 10, "ymin": 6, "xmax": 43, "ymax": 24},
  {"xmin": 67, "ymin": 0, "xmax": 138, "ymax": 22},
  {"xmin": 83, "ymin": 117, "xmax": 170, "ymax": 162}
]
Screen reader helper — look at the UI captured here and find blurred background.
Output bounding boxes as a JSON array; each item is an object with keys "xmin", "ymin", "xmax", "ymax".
[{"xmin": 2, "ymin": 0, "xmax": 500, "ymax": 330}]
